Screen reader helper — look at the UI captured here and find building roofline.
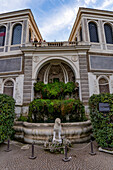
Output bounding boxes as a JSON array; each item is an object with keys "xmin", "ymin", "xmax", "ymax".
[
  {"xmin": 0, "ymin": 9, "xmax": 43, "ymax": 40},
  {"xmin": 69, "ymin": 7, "xmax": 113, "ymax": 41}
]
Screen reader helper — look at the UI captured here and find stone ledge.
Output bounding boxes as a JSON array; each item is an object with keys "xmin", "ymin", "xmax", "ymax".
[{"xmin": 99, "ymin": 147, "xmax": 113, "ymax": 154}]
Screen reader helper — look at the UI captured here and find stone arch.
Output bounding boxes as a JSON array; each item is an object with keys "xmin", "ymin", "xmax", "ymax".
[{"xmin": 34, "ymin": 56, "xmax": 78, "ymax": 83}]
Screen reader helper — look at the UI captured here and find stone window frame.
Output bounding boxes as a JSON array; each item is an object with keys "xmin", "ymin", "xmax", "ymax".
[
  {"xmin": 10, "ymin": 22, "xmax": 23, "ymax": 46},
  {"xmin": 97, "ymin": 75, "xmax": 110, "ymax": 94},
  {"xmin": 103, "ymin": 22, "xmax": 113, "ymax": 44},
  {"xmin": 3, "ymin": 78, "xmax": 16, "ymax": 99},
  {"xmin": 87, "ymin": 20, "xmax": 99, "ymax": 43}
]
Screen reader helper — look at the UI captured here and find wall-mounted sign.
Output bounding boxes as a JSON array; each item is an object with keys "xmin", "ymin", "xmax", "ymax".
[{"xmin": 99, "ymin": 103, "xmax": 110, "ymax": 113}]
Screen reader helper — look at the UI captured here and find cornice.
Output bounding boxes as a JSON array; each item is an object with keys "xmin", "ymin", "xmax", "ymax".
[{"xmin": 21, "ymin": 45, "xmax": 90, "ymax": 53}]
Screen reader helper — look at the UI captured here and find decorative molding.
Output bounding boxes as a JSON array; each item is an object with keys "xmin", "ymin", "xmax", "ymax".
[
  {"xmin": 71, "ymin": 55, "xmax": 78, "ymax": 62},
  {"xmin": 33, "ymin": 56, "xmax": 39, "ymax": 63}
]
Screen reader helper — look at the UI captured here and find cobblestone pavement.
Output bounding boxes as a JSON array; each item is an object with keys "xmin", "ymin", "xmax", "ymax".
[{"xmin": 0, "ymin": 141, "xmax": 113, "ymax": 170}]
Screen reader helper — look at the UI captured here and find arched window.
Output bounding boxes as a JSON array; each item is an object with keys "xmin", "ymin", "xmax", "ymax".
[
  {"xmin": 0, "ymin": 26, "xmax": 6, "ymax": 46},
  {"xmin": 88, "ymin": 22, "xmax": 99, "ymax": 42},
  {"xmin": 99, "ymin": 77, "xmax": 109, "ymax": 94},
  {"xmin": 104, "ymin": 24, "xmax": 113, "ymax": 44},
  {"xmin": 12, "ymin": 24, "xmax": 22, "ymax": 45},
  {"xmin": 3, "ymin": 80, "xmax": 14, "ymax": 97}
]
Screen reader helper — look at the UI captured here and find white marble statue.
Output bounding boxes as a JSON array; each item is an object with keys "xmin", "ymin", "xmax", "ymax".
[{"xmin": 53, "ymin": 118, "xmax": 62, "ymax": 143}]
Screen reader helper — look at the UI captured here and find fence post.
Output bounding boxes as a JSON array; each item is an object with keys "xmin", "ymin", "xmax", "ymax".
[
  {"xmin": 62, "ymin": 145, "xmax": 71, "ymax": 162},
  {"xmin": 29, "ymin": 142, "xmax": 37, "ymax": 159}
]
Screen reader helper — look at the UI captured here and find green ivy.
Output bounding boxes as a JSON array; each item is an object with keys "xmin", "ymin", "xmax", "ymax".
[
  {"xmin": 89, "ymin": 93, "xmax": 113, "ymax": 148},
  {"xmin": 0, "ymin": 94, "xmax": 15, "ymax": 143},
  {"xmin": 28, "ymin": 98, "xmax": 86, "ymax": 123},
  {"xmin": 34, "ymin": 82, "xmax": 78, "ymax": 99}
]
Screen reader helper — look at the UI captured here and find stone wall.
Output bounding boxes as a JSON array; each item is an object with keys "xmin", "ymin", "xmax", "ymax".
[{"xmin": 13, "ymin": 120, "xmax": 92, "ymax": 144}]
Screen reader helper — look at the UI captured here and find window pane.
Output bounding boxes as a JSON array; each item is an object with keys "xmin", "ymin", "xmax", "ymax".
[
  {"xmin": 0, "ymin": 26, "xmax": 6, "ymax": 46},
  {"xmin": 89, "ymin": 22, "xmax": 99, "ymax": 42},
  {"xmin": 12, "ymin": 24, "xmax": 22, "ymax": 45},
  {"xmin": 104, "ymin": 24, "xmax": 113, "ymax": 44}
]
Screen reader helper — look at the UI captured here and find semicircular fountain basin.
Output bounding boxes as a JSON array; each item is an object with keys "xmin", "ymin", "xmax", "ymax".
[{"xmin": 13, "ymin": 120, "xmax": 92, "ymax": 144}]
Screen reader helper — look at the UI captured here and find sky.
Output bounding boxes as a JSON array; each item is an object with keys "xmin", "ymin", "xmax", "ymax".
[{"xmin": 0, "ymin": 0, "xmax": 113, "ymax": 41}]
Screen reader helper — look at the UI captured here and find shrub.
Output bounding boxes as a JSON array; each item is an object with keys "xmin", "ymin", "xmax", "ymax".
[
  {"xmin": 34, "ymin": 82, "xmax": 79, "ymax": 99},
  {"xmin": 17, "ymin": 115, "xmax": 28, "ymax": 122},
  {"xmin": 28, "ymin": 99, "xmax": 86, "ymax": 123},
  {"xmin": 89, "ymin": 93, "xmax": 113, "ymax": 148},
  {"xmin": 0, "ymin": 94, "xmax": 15, "ymax": 143}
]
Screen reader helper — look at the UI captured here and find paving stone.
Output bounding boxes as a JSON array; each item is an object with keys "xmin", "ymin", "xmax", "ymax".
[{"xmin": 0, "ymin": 141, "xmax": 113, "ymax": 170}]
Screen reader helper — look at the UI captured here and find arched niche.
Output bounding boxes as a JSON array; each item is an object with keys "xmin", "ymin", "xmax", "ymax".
[
  {"xmin": 99, "ymin": 77, "xmax": 109, "ymax": 93},
  {"xmin": 3, "ymin": 80, "xmax": 14, "ymax": 97},
  {"xmin": 37, "ymin": 60, "xmax": 75, "ymax": 84}
]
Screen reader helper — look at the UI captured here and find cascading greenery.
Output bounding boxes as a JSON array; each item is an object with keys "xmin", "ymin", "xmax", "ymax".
[
  {"xmin": 0, "ymin": 94, "xmax": 15, "ymax": 143},
  {"xmin": 28, "ymin": 99, "xmax": 86, "ymax": 123},
  {"xmin": 28, "ymin": 81, "xmax": 86, "ymax": 123},
  {"xmin": 34, "ymin": 81, "xmax": 78, "ymax": 99},
  {"xmin": 89, "ymin": 93, "xmax": 113, "ymax": 148}
]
